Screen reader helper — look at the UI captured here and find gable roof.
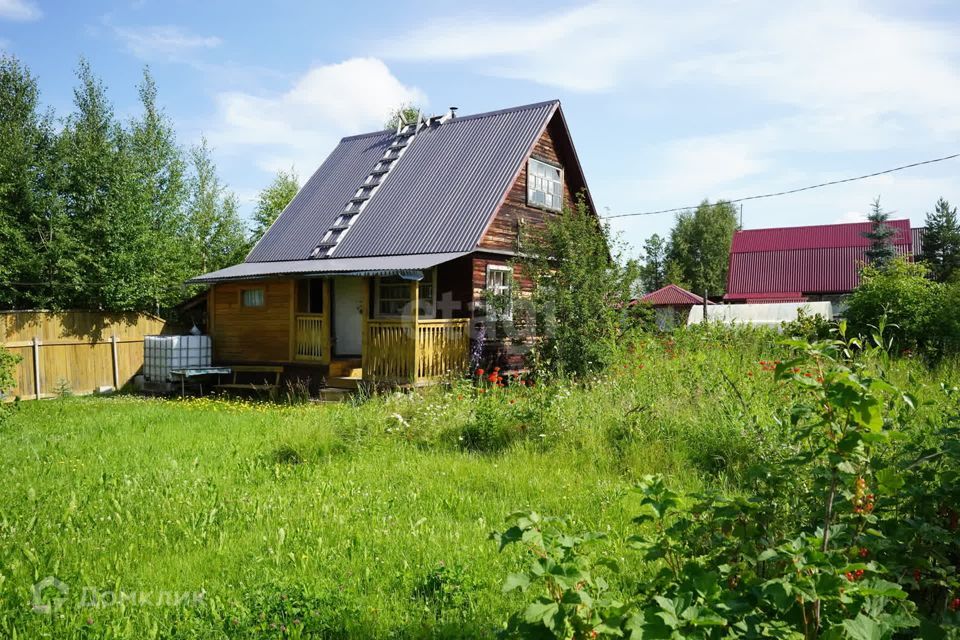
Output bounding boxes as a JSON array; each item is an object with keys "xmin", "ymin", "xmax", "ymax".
[
  {"xmin": 246, "ymin": 100, "xmax": 568, "ymax": 263},
  {"xmin": 726, "ymin": 219, "xmax": 914, "ymax": 298},
  {"xmin": 640, "ymin": 284, "xmax": 714, "ymax": 306}
]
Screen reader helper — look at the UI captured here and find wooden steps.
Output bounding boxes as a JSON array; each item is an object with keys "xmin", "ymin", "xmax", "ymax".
[
  {"xmin": 326, "ymin": 376, "xmax": 361, "ymax": 390},
  {"xmin": 325, "ymin": 359, "xmax": 362, "ymax": 391}
]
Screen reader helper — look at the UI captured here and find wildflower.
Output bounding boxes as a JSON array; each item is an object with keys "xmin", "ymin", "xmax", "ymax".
[
  {"xmin": 951, "ymin": 598, "xmax": 960, "ymax": 612},
  {"xmin": 475, "ymin": 368, "xmax": 485, "ymax": 377},
  {"xmin": 859, "ymin": 547, "xmax": 869, "ymax": 558}
]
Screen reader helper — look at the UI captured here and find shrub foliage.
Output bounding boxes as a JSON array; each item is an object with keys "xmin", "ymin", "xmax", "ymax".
[{"xmin": 494, "ymin": 325, "xmax": 960, "ymax": 638}]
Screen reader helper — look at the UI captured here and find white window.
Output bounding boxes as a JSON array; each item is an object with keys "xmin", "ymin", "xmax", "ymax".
[
  {"xmin": 527, "ymin": 158, "xmax": 563, "ymax": 211},
  {"xmin": 376, "ymin": 270, "xmax": 435, "ymax": 317},
  {"xmin": 241, "ymin": 288, "xmax": 264, "ymax": 308},
  {"xmin": 485, "ymin": 265, "xmax": 513, "ymax": 320}
]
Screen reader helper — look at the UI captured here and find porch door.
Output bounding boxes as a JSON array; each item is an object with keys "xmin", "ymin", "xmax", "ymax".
[{"xmin": 333, "ymin": 277, "xmax": 364, "ymax": 357}]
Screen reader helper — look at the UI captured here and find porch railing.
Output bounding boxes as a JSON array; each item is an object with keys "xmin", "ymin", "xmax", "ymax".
[
  {"xmin": 364, "ymin": 318, "xmax": 469, "ymax": 384},
  {"xmin": 294, "ymin": 314, "xmax": 328, "ymax": 362},
  {"xmin": 416, "ymin": 319, "xmax": 471, "ymax": 381}
]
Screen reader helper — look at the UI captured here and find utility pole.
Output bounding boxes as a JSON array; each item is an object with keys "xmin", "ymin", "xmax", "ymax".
[{"xmin": 702, "ymin": 289, "xmax": 708, "ymax": 323}]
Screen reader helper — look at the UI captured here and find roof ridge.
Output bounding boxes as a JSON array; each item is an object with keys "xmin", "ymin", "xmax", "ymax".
[
  {"xmin": 336, "ymin": 100, "xmax": 560, "ymax": 144},
  {"xmin": 737, "ymin": 218, "xmax": 911, "ymax": 233}
]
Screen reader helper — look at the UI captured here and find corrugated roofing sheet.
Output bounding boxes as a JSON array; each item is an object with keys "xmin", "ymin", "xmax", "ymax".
[
  {"xmin": 246, "ymin": 100, "xmax": 559, "ymax": 263},
  {"xmin": 640, "ymin": 284, "xmax": 712, "ymax": 306},
  {"xmin": 187, "ymin": 252, "xmax": 468, "ymax": 284},
  {"xmin": 731, "ymin": 219, "xmax": 912, "ymax": 253},
  {"xmin": 727, "ymin": 219, "xmax": 914, "ymax": 296}
]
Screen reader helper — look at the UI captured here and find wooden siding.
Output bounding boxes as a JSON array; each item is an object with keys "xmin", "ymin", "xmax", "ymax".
[
  {"xmin": 471, "ymin": 256, "xmax": 534, "ymax": 370},
  {"xmin": 479, "ymin": 115, "xmax": 582, "ymax": 252},
  {"xmin": 210, "ymin": 279, "xmax": 294, "ymax": 363},
  {"xmin": 1, "ymin": 311, "xmax": 170, "ymax": 399}
]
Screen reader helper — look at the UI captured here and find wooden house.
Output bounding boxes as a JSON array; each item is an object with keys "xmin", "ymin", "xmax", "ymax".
[{"xmin": 189, "ymin": 100, "xmax": 594, "ymax": 388}]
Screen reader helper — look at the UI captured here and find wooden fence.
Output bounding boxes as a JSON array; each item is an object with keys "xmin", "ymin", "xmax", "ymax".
[{"xmin": 1, "ymin": 311, "xmax": 171, "ymax": 400}]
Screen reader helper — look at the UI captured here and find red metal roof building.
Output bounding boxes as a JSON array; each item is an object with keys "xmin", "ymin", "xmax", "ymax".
[
  {"xmin": 636, "ymin": 284, "xmax": 714, "ymax": 329},
  {"xmin": 640, "ymin": 284, "xmax": 713, "ymax": 307},
  {"xmin": 725, "ymin": 219, "xmax": 914, "ymax": 302}
]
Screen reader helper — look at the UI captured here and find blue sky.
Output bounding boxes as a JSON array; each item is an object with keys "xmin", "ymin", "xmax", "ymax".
[{"xmin": 2, "ymin": 0, "xmax": 959, "ymax": 256}]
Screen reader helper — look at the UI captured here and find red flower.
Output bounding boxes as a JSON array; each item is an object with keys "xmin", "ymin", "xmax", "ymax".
[
  {"xmin": 475, "ymin": 368, "xmax": 485, "ymax": 376},
  {"xmin": 859, "ymin": 547, "xmax": 869, "ymax": 558},
  {"xmin": 951, "ymin": 597, "xmax": 960, "ymax": 612},
  {"xmin": 493, "ymin": 366, "xmax": 501, "ymax": 372}
]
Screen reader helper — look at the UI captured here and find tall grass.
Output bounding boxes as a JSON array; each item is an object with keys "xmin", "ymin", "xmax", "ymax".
[{"xmin": 0, "ymin": 326, "xmax": 954, "ymax": 638}]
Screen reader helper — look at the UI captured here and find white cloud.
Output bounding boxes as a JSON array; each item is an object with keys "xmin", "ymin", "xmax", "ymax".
[
  {"xmin": 208, "ymin": 57, "xmax": 425, "ymax": 175},
  {"xmin": 380, "ymin": 2, "xmax": 694, "ymax": 92},
  {"xmin": 0, "ymin": 0, "xmax": 40, "ymax": 21},
  {"xmin": 112, "ymin": 24, "xmax": 221, "ymax": 61}
]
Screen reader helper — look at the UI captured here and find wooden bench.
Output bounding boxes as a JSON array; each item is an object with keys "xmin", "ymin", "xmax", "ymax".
[{"xmin": 214, "ymin": 365, "xmax": 283, "ymax": 393}]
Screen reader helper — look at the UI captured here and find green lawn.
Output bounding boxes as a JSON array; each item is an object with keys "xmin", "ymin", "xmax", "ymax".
[{"xmin": 1, "ymin": 329, "xmax": 954, "ymax": 638}]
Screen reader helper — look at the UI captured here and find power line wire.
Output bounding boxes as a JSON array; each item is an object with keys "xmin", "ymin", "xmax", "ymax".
[{"xmin": 603, "ymin": 152, "xmax": 960, "ymax": 219}]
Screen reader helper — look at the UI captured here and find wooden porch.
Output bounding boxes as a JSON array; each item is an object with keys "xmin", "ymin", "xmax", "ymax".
[{"xmin": 286, "ymin": 278, "xmax": 470, "ymax": 387}]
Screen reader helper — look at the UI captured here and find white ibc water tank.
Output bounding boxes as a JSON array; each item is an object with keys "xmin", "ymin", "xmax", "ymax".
[{"xmin": 143, "ymin": 335, "xmax": 212, "ymax": 381}]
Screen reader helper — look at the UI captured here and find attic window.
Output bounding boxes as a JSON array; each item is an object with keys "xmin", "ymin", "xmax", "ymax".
[{"xmin": 527, "ymin": 158, "xmax": 563, "ymax": 212}]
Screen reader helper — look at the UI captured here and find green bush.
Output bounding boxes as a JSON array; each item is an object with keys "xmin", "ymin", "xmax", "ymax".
[
  {"xmin": 0, "ymin": 346, "xmax": 20, "ymax": 425},
  {"xmin": 523, "ymin": 195, "xmax": 640, "ymax": 377},
  {"xmin": 494, "ymin": 327, "xmax": 960, "ymax": 638},
  {"xmin": 780, "ymin": 307, "xmax": 835, "ymax": 341},
  {"xmin": 845, "ymin": 258, "xmax": 942, "ymax": 354}
]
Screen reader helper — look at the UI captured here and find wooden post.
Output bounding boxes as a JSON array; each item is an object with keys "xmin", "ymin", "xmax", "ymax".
[
  {"xmin": 111, "ymin": 334, "xmax": 120, "ymax": 390},
  {"xmin": 410, "ymin": 279, "xmax": 420, "ymax": 384},
  {"xmin": 32, "ymin": 336, "xmax": 41, "ymax": 400},
  {"xmin": 325, "ymin": 279, "xmax": 333, "ymax": 365},
  {"xmin": 702, "ymin": 289, "xmax": 709, "ymax": 323},
  {"xmin": 288, "ymin": 279, "xmax": 297, "ymax": 362},
  {"xmin": 360, "ymin": 278, "xmax": 369, "ymax": 377}
]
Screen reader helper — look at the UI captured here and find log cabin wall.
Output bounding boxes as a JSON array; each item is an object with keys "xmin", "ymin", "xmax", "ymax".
[
  {"xmin": 478, "ymin": 113, "xmax": 584, "ymax": 253},
  {"xmin": 209, "ymin": 278, "xmax": 294, "ymax": 363}
]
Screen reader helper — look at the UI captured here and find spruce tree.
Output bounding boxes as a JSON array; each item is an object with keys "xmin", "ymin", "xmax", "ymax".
[
  {"xmin": 0, "ymin": 55, "xmax": 58, "ymax": 309},
  {"xmin": 58, "ymin": 58, "xmax": 133, "ymax": 309},
  {"xmin": 129, "ymin": 68, "xmax": 189, "ymax": 311},
  {"xmin": 920, "ymin": 197, "xmax": 960, "ymax": 282},
  {"xmin": 863, "ymin": 197, "xmax": 897, "ymax": 269}
]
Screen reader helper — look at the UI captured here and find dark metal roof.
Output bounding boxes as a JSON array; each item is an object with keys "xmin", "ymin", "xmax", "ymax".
[
  {"xmin": 187, "ymin": 252, "xmax": 468, "ymax": 284},
  {"xmin": 727, "ymin": 219, "xmax": 914, "ymax": 296},
  {"xmin": 246, "ymin": 100, "xmax": 560, "ymax": 263}
]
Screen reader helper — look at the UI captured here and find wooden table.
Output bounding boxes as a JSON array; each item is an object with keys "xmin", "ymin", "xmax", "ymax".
[{"xmin": 170, "ymin": 367, "xmax": 232, "ymax": 396}]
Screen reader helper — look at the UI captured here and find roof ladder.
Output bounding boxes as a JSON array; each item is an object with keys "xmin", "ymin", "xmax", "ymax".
[{"xmin": 310, "ymin": 110, "xmax": 426, "ymax": 259}]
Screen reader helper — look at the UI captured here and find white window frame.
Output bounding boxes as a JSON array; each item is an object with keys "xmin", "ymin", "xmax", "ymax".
[
  {"xmin": 240, "ymin": 288, "xmax": 265, "ymax": 308},
  {"xmin": 527, "ymin": 157, "xmax": 564, "ymax": 212},
  {"xmin": 374, "ymin": 269, "xmax": 437, "ymax": 318},
  {"xmin": 485, "ymin": 265, "xmax": 513, "ymax": 321}
]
